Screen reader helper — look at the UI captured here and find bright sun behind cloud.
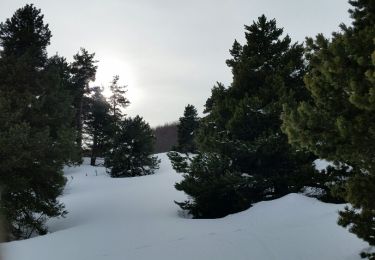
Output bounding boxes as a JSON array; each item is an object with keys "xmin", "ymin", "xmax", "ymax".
[{"xmin": 93, "ymin": 54, "xmax": 141, "ymax": 107}]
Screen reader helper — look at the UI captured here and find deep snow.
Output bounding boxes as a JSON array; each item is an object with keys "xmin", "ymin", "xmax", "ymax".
[{"xmin": 1, "ymin": 154, "xmax": 368, "ymax": 260}]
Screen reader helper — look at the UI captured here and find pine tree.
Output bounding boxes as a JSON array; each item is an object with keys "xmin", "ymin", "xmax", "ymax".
[
  {"xmin": 0, "ymin": 5, "xmax": 77, "ymax": 239},
  {"xmin": 176, "ymin": 104, "xmax": 199, "ymax": 153},
  {"xmin": 45, "ymin": 54, "xmax": 82, "ymax": 164},
  {"xmin": 108, "ymin": 75, "xmax": 130, "ymax": 121},
  {"xmin": 105, "ymin": 116, "xmax": 159, "ymax": 177},
  {"xmin": 85, "ymin": 86, "xmax": 112, "ymax": 166},
  {"xmin": 0, "ymin": 4, "xmax": 50, "ymax": 66},
  {"xmin": 169, "ymin": 151, "xmax": 252, "ymax": 218},
  {"xmin": 70, "ymin": 48, "xmax": 97, "ymax": 150},
  {"xmin": 282, "ymin": 1, "xmax": 375, "ymax": 258},
  {"xmin": 170, "ymin": 15, "xmax": 316, "ymax": 218}
]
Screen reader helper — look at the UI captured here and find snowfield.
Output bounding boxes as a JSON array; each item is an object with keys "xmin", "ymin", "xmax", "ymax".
[{"xmin": 1, "ymin": 153, "xmax": 368, "ymax": 260}]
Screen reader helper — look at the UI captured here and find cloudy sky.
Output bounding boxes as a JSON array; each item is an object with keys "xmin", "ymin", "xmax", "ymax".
[{"xmin": 1, "ymin": 0, "xmax": 352, "ymax": 126}]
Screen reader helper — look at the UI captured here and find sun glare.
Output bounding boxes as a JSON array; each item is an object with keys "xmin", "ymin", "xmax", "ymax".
[{"xmin": 93, "ymin": 55, "xmax": 141, "ymax": 105}]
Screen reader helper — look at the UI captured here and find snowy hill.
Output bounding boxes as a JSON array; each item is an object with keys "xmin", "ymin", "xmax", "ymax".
[{"xmin": 1, "ymin": 154, "xmax": 367, "ymax": 260}]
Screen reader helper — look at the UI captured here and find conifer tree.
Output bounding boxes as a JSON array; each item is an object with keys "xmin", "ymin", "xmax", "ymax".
[
  {"xmin": 85, "ymin": 76, "xmax": 129, "ymax": 167},
  {"xmin": 46, "ymin": 55, "xmax": 82, "ymax": 164},
  {"xmin": 0, "ymin": 4, "xmax": 50, "ymax": 66},
  {"xmin": 169, "ymin": 152, "xmax": 251, "ymax": 218},
  {"xmin": 85, "ymin": 86, "xmax": 112, "ymax": 166},
  {"xmin": 176, "ymin": 104, "xmax": 199, "ymax": 153},
  {"xmin": 170, "ymin": 15, "xmax": 316, "ymax": 218},
  {"xmin": 105, "ymin": 116, "xmax": 159, "ymax": 177},
  {"xmin": 282, "ymin": 1, "xmax": 375, "ymax": 258},
  {"xmin": 108, "ymin": 75, "xmax": 130, "ymax": 121},
  {"xmin": 0, "ymin": 5, "xmax": 76, "ymax": 239},
  {"xmin": 70, "ymin": 48, "xmax": 97, "ymax": 150}
]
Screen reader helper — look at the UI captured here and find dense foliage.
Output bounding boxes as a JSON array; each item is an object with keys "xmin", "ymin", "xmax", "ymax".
[
  {"xmin": 85, "ymin": 86, "xmax": 113, "ymax": 166},
  {"xmin": 0, "ymin": 4, "xmax": 144, "ymax": 240},
  {"xmin": 2, "ymin": 4, "xmax": 374, "ymax": 259},
  {"xmin": 169, "ymin": 15, "xmax": 318, "ymax": 218},
  {"xmin": 176, "ymin": 104, "xmax": 199, "ymax": 153},
  {"xmin": 105, "ymin": 116, "xmax": 159, "ymax": 177},
  {"xmin": 0, "ymin": 5, "xmax": 77, "ymax": 239},
  {"xmin": 282, "ymin": 0, "xmax": 375, "ymax": 258},
  {"xmin": 70, "ymin": 48, "xmax": 97, "ymax": 152},
  {"xmin": 169, "ymin": 152, "xmax": 253, "ymax": 218}
]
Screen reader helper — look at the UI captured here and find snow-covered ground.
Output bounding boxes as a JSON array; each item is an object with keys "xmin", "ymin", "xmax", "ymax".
[{"xmin": 1, "ymin": 154, "xmax": 368, "ymax": 260}]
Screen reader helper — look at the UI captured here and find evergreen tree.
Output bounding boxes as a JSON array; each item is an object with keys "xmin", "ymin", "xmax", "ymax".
[
  {"xmin": 84, "ymin": 76, "xmax": 129, "ymax": 167},
  {"xmin": 170, "ymin": 15, "xmax": 316, "ymax": 218},
  {"xmin": 202, "ymin": 82, "xmax": 227, "ymax": 114},
  {"xmin": 0, "ymin": 4, "xmax": 50, "ymax": 66},
  {"xmin": 105, "ymin": 116, "xmax": 159, "ymax": 177},
  {"xmin": 282, "ymin": 1, "xmax": 375, "ymax": 258},
  {"xmin": 0, "ymin": 5, "xmax": 76, "ymax": 239},
  {"xmin": 45, "ymin": 54, "xmax": 82, "ymax": 164},
  {"xmin": 108, "ymin": 75, "xmax": 130, "ymax": 121},
  {"xmin": 70, "ymin": 48, "xmax": 97, "ymax": 150},
  {"xmin": 176, "ymin": 104, "xmax": 199, "ymax": 153},
  {"xmin": 85, "ymin": 86, "xmax": 112, "ymax": 166},
  {"xmin": 169, "ymin": 151, "xmax": 252, "ymax": 218}
]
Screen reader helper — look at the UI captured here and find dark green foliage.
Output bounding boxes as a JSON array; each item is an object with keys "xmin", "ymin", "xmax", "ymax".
[
  {"xmin": 282, "ymin": 0, "xmax": 375, "ymax": 258},
  {"xmin": 177, "ymin": 104, "xmax": 199, "ymax": 153},
  {"xmin": 0, "ymin": 5, "xmax": 76, "ymax": 239},
  {"xmin": 338, "ymin": 174, "xmax": 375, "ymax": 255},
  {"xmin": 0, "ymin": 4, "xmax": 50, "ymax": 66},
  {"xmin": 70, "ymin": 48, "xmax": 97, "ymax": 150},
  {"xmin": 85, "ymin": 86, "xmax": 113, "ymax": 166},
  {"xmin": 105, "ymin": 116, "xmax": 159, "ymax": 177},
  {"xmin": 85, "ymin": 75, "xmax": 129, "ymax": 166},
  {"xmin": 169, "ymin": 152, "xmax": 253, "ymax": 218},
  {"xmin": 44, "ymin": 55, "xmax": 82, "ymax": 164},
  {"xmin": 171, "ymin": 15, "xmax": 316, "ymax": 218},
  {"xmin": 203, "ymin": 82, "xmax": 227, "ymax": 114},
  {"xmin": 301, "ymin": 164, "xmax": 352, "ymax": 204}
]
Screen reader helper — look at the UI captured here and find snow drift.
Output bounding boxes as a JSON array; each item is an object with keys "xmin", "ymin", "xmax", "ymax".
[{"xmin": 1, "ymin": 154, "xmax": 368, "ymax": 260}]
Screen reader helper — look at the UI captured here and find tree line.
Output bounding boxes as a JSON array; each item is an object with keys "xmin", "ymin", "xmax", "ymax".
[
  {"xmin": 170, "ymin": 0, "xmax": 374, "ymax": 258},
  {"xmin": 153, "ymin": 122, "xmax": 178, "ymax": 153},
  {"xmin": 0, "ymin": 4, "xmax": 158, "ymax": 240}
]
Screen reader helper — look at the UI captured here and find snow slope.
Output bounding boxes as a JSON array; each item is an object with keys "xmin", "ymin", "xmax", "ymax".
[{"xmin": 1, "ymin": 154, "xmax": 368, "ymax": 260}]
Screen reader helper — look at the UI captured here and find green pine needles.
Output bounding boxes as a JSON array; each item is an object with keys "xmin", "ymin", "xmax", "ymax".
[
  {"xmin": 282, "ymin": 0, "xmax": 375, "ymax": 258},
  {"xmin": 169, "ymin": 15, "xmax": 318, "ymax": 218},
  {"xmin": 105, "ymin": 116, "xmax": 159, "ymax": 177}
]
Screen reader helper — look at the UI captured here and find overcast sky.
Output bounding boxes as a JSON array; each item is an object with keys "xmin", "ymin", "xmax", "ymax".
[{"xmin": 1, "ymin": 0, "xmax": 352, "ymax": 126}]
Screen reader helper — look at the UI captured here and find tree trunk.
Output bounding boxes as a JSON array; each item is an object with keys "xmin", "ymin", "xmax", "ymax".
[
  {"xmin": 75, "ymin": 97, "xmax": 83, "ymax": 150},
  {"xmin": 90, "ymin": 132, "xmax": 97, "ymax": 166}
]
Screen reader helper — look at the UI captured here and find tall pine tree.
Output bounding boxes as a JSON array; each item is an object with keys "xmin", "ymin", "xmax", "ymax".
[
  {"xmin": 0, "ymin": 5, "xmax": 77, "ymax": 239},
  {"xmin": 108, "ymin": 75, "xmax": 130, "ymax": 122},
  {"xmin": 170, "ymin": 15, "xmax": 316, "ymax": 218},
  {"xmin": 70, "ymin": 48, "xmax": 97, "ymax": 151},
  {"xmin": 282, "ymin": 1, "xmax": 375, "ymax": 258},
  {"xmin": 85, "ymin": 86, "xmax": 112, "ymax": 166}
]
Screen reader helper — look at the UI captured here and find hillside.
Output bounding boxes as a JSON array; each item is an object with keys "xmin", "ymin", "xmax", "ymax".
[{"xmin": 1, "ymin": 154, "xmax": 368, "ymax": 260}]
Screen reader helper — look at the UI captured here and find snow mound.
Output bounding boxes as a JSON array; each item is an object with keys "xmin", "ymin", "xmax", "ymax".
[{"xmin": 1, "ymin": 153, "xmax": 368, "ymax": 260}]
